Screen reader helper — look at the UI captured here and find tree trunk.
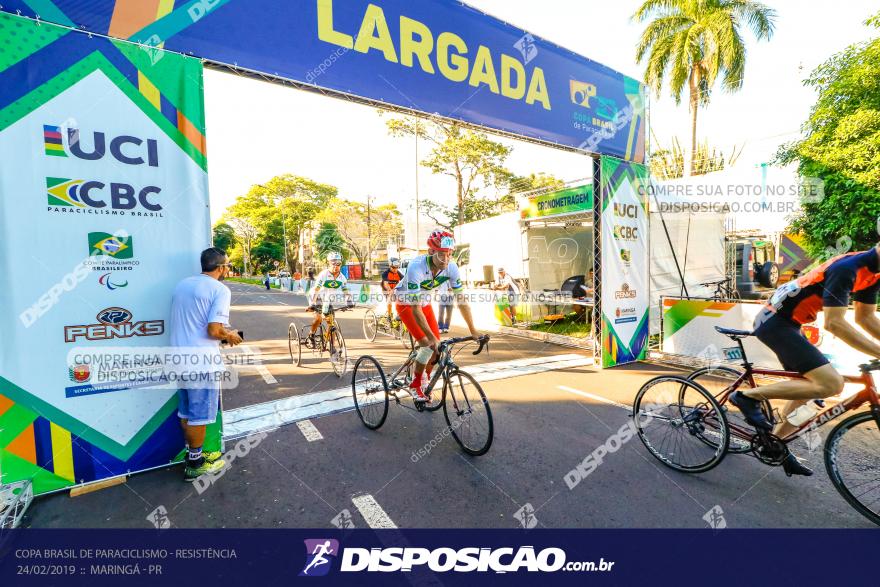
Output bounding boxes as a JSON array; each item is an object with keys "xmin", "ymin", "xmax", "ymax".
[
  {"xmin": 454, "ymin": 160, "xmax": 464, "ymax": 226},
  {"xmin": 687, "ymin": 66, "xmax": 699, "ymax": 178}
]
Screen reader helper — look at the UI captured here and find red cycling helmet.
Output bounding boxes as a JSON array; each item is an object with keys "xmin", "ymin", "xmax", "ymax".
[{"xmin": 427, "ymin": 229, "xmax": 456, "ymax": 252}]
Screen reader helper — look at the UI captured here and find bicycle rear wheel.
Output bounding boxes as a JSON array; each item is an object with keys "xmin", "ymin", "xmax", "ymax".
[
  {"xmin": 362, "ymin": 309, "xmax": 378, "ymax": 342},
  {"xmin": 687, "ymin": 366, "xmax": 766, "ymax": 453},
  {"xmin": 288, "ymin": 322, "xmax": 302, "ymax": 366},
  {"xmin": 351, "ymin": 356, "xmax": 389, "ymax": 430},
  {"xmin": 824, "ymin": 411, "xmax": 880, "ymax": 526},
  {"xmin": 399, "ymin": 323, "xmax": 414, "ymax": 350},
  {"xmin": 633, "ymin": 375, "xmax": 729, "ymax": 473},
  {"xmin": 443, "ymin": 369, "xmax": 493, "ymax": 456},
  {"xmin": 329, "ymin": 327, "xmax": 347, "ymax": 377}
]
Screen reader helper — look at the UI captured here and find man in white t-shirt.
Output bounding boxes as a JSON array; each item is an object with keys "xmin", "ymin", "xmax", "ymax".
[{"xmin": 169, "ymin": 247, "xmax": 242, "ymax": 482}]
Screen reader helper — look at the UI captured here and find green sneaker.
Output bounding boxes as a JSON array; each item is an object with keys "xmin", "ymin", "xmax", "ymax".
[
  {"xmin": 203, "ymin": 450, "xmax": 223, "ymax": 463},
  {"xmin": 184, "ymin": 458, "xmax": 225, "ymax": 482}
]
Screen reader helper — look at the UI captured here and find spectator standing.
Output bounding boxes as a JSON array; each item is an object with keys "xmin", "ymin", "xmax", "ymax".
[
  {"xmin": 169, "ymin": 247, "xmax": 242, "ymax": 482},
  {"xmin": 437, "ymin": 282, "xmax": 454, "ymax": 333}
]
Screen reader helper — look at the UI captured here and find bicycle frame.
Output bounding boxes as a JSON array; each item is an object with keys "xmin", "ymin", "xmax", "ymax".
[
  {"xmin": 710, "ymin": 335, "xmax": 880, "ymax": 444},
  {"xmin": 386, "ymin": 342, "xmax": 454, "ymax": 393}
]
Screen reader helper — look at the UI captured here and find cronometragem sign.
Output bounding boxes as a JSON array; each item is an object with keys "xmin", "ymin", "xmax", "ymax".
[
  {"xmin": 0, "ymin": 13, "xmax": 216, "ymax": 494},
  {"xmin": 0, "ymin": 0, "xmax": 646, "ymax": 162}
]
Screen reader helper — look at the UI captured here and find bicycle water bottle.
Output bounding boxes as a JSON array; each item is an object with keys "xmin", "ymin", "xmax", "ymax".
[{"xmin": 786, "ymin": 403, "xmax": 819, "ymax": 426}]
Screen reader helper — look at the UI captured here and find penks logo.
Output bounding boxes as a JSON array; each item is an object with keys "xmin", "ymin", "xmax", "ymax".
[
  {"xmin": 89, "ymin": 232, "xmax": 133, "ymax": 259},
  {"xmin": 63, "ymin": 307, "xmax": 164, "ymax": 343},
  {"xmin": 68, "ymin": 364, "xmax": 91, "ymax": 383},
  {"xmin": 41, "ymin": 125, "xmax": 159, "ymax": 167},
  {"xmin": 44, "ymin": 125, "xmax": 66, "ymax": 157},
  {"xmin": 46, "ymin": 177, "xmax": 163, "ymax": 215},
  {"xmin": 300, "ymin": 539, "xmax": 339, "ymax": 577}
]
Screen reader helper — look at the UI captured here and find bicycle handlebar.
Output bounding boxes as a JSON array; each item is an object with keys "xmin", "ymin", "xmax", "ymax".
[
  {"xmin": 438, "ymin": 334, "xmax": 490, "ymax": 355},
  {"xmin": 306, "ymin": 305, "xmax": 354, "ymax": 313},
  {"xmin": 858, "ymin": 359, "xmax": 880, "ymax": 373}
]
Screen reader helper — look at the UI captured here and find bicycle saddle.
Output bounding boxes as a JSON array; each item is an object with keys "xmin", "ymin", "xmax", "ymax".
[{"xmin": 714, "ymin": 326, "xmax": 753, "ymax": 339}]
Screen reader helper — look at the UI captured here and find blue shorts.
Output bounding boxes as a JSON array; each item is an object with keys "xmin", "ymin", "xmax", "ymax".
[{"xmin": 177, "ymin": 386, "xmax": 220, "ymax": 426}]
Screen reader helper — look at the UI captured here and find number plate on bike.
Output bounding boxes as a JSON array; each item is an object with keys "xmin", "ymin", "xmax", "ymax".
[{"xmin": 722, "ymin": 347, "xmax": 743, "ymax": 360}]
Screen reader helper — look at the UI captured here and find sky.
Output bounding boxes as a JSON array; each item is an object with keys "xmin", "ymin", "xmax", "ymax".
[{"xmin": 204, "ymin": 1, "xmax": 878, "ymax": 225}]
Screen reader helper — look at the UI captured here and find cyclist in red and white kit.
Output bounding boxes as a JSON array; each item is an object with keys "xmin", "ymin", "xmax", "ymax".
[{"xmin": 394, "ymin": 230, "xmax": 481, "ymax": 402}]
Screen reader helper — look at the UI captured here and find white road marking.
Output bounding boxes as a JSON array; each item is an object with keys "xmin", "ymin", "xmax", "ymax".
[
  {"xmin": 224, "ymin": 345, "xmax": 278, "ymax": 385},
  {"xmin": 223, "ymin": 354, "xmax": 593, "ymax": 439},
  {"xmin": 557, "ymin": 385, "xmax": 631, "ymax": 411},
  {"xmin": 352, "ymin": 494, "xmax": 397, "ymax": 529},
  {"xmin": 296, "ymin": 419, "xmax": 324, "ymax": 442}
]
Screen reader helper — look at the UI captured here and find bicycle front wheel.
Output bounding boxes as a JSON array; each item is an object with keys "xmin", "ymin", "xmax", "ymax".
[
  {"xmin": 363, "ymin": 309, "xmax": 378, "ymax": 342},
  {"xmin": 633, "ymin": 375, "xmax": 729, "ymax": 473},
  {"xmin": 329, "ymin": 327, "xmax": 347, "ymax": 377},
  {"xmin": 351, "ymin": 355, "xmax": 389, "ymax": 430},
  {"xmin": 443, "ymin": 370, "xmax": 493, "ymax": 456},
  {"xmin": 288, "ymin": 322, "xmax": 302, "ymax": 366},
  {"xmin": 824, "ymin": 411, "xmax": 880, "ymax": 526}
]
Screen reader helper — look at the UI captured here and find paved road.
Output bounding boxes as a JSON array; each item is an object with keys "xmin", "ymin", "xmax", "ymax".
[{"xmin": 22, "ymin": 282, "xmax": 874, "ymax": 529}]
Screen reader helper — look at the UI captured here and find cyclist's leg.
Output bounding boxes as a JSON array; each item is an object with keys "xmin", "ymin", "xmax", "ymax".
[
  {"xmin": 397, "ymin": 304, "xmax": 439, "ymax": 378},
  {"xmin": 309, "ymin": 309, "xmax": 322, "ymax": 335},
  {"xmin": 740, "ymin": 316, "xmax": 843, "ymax": 435}
]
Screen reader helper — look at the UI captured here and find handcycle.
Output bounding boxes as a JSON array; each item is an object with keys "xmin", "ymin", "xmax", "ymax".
[
  {"xmin": 699, "ymin": 277, "xmax": 740, "ymax": 300},
  {"xmin": 351, "ymin": 335, "xmax": 493, "ymax": 456},
  {"xmin": 288, "ymin": 304, "xmax": 351, "ymax": 377},
  {"xmin": 362, "ymin": 307, "xmax": 414, "ymax": 350},
  {"xmin": 632, "ymin": 325, "xmax": 880, "ymax": 526}
]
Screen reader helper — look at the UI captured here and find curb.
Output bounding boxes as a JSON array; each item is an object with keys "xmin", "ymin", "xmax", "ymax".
[{"xmin": 498, "ymin": 326, "xmax": 594, "ymax": 350}]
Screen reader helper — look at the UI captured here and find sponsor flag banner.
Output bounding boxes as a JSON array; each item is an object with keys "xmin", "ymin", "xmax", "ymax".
[
  {"xmin": 600, "ymin": 156, "xmax": 649, "ymax": 368},
  {"xmin": 0, "ymin": 13, "xmax": 215, "ymax": 494},
  {"xmin": 1, "ymin": 0, "xmax": 645, "ymax": 161}
]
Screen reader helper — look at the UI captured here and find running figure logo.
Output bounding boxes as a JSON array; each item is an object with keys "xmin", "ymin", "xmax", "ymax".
[{"xmin": 299, "ymin": 539, "xmax": 339, "ymax": 577}]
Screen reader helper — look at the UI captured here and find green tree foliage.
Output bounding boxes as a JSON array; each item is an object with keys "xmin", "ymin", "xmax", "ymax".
[
  {"xmin": 386, "ymin": 117, "xmax": 512, "ymax": 226},
  {"xmin": 650, "ymin": 135, "xmax": 742, "ymax": 180},
  {"xmin": 386, "ymin": 116, "xmax": 562, "ymax": 227},
  {"xmin": 778, "ymin": 12, "xmax": 880, "ymax": 258},
  {"xmin": 212, "ymin": 222, "xmax": 236, "ymax": 252},
  {"xmin": 222, "ymin": 174, "xmax": 336, "ymax": 274},
  {"xmin": 634, "ymin": 0, "xmax": 775, "ymax": 175},
  {"xmin": 314, "ymin": 223, "xmax": 348, "ymax": 262},
  {"xmin": 319, "ymin": 199, "xmax": 404, "ymax": 274}
]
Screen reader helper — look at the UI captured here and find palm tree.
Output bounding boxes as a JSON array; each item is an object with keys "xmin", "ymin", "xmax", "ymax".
[{"xmin": 634, "ymin": 0, "xmax": 776, "ymax": 175}]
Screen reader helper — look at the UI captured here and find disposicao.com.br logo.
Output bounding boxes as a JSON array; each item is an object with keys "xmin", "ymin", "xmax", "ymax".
[{"xmin": 300, "ymin": 542, "xmax": 614, "ymax": 575}]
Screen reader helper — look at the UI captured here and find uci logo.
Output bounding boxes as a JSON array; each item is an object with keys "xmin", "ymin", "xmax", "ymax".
[
  {"xmin": 45, "ymin": 125, "xmax": 159, "ymax": 167},
  {"xmin": 613, "ymin": 203, "xmax": 638, "ymax": 218}
]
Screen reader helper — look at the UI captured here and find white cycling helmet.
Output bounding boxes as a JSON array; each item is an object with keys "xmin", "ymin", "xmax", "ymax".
[
  {"xmin": 327, "ymin": 251, "xmax": 343, "ymax": 264},
  {"xmin": 390, "ymin": 258, "xmax": 401, "ymax": 268}
]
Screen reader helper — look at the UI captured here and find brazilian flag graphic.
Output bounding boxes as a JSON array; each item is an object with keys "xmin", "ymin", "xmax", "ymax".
[{"xmin": 88, "ymin": 232, "xmax": 133, "ymax": 259}]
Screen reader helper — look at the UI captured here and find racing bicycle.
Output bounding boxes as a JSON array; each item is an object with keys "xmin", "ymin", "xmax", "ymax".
[
  {"xmin": 632, "ymin": 325, "xmax": 880, "ymax": 526},
  {"xmin": 699, "ymin": 277, "xmax": 740, "ymax": 301},
  {"xmin": 351, "ymin": 335, "xmax": 493, "ymax": 456},
  {"xmin": 288, "ymin": 305, "xmax": 351, "ymax": 377},
  {"xmin": 362, "ymin": 309, "xmax": 414, "ymax": 350}
]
